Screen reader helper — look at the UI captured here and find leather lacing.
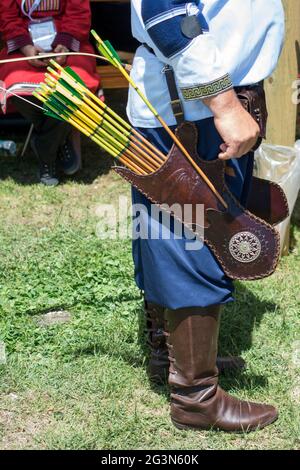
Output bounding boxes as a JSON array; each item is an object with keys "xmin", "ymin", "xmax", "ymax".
[
  {"xmin": 163, "ymin": 323, "xmax": 177, "ymax": 374},
  {"xmin": 41, "ymin": 162, "xmax": 57, "ymax": 179},
  {"xmin": 145, "ymin": 304, "xmax": 167, "ymax": 349},
  {"xmin": 60, "ymin": 142, "xmax": 72, "ymax": 162}
]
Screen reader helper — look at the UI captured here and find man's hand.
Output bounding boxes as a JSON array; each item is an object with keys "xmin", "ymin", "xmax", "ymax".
[
  {"xmin": 53, "ymin": 44, "xmax": 69, "ymax": 66},
  {"xmin": 20, "ymin": 44, "xmax": 47, "ymax": 68},
  {"xmin": 204, "ymin": 89, "xmax": 260, "ymax": 160}
]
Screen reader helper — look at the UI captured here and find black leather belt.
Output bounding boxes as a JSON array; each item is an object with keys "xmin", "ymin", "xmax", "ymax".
[{"xmin": 142, "ymin": 43, "xmax": 184, "ymax": 125}]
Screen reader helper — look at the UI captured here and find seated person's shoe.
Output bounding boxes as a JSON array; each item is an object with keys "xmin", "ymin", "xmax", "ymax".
[
  {"xmin": 58, "ymin": 137, "xmax": 81, "ymax": 176},
  {"xmin": 30, "ymin": 136, "xmax": 59, "ymax": 187},
  {"xmin": 39, "ymin": 162, "xmax": 59, "ymax": 187}
]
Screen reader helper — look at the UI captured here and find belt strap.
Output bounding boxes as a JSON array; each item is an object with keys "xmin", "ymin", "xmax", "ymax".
[
  {"xmin": 142, "ymin": 43, "xmax": 185, "ymax": 125},
  {"xmin": 163, "ymin": 64, "xmax": 185, "ymax": 125}
]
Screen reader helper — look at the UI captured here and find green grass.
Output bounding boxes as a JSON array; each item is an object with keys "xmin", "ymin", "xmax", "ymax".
[{"xmin": 0, "ymin": 112, "xmax": 300, "ymax": 449}]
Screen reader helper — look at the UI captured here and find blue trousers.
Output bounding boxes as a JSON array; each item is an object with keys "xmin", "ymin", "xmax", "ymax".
[{"xmin": 132, "ymin": 118, "xmax": 254, "ymax": 309}]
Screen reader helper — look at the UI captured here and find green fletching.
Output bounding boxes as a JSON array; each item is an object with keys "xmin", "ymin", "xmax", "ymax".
[
  {"xmin": 97, "ymin": 42, "xmax": 113, "ymax": 63},
  {"xmin": 44, "ymin": 108, "xmax": 65, "ymax": 122},
  {"xmin": 64, "ymin": 66, "xmax": 86, "ymax": 86},
  {"xmin": 90, "ymin": 29, "xmax": 119, "ymax": 65},
  {"xmin": 104, "ymin": 40, "xmax": 122, "ymax": 64},
  {"xmin": 52, "ymin": 90, "xmax": 77, "ymax": 111},
  {"xmin": 58, "ymin": 77, "xmax": 82, "ymax": 99},
  {"xmin": 42, "ymin": 98, "xmax": 67, "ymax": 122},
  {"xmin": 46, "ymin": 95, "xmax": 70, "ymax": 118}
]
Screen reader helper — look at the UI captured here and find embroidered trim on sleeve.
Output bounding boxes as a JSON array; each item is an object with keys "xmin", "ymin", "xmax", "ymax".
[
  {"xmin": 181, "ymin": 74, "xmax": 233, "ymax": 100},
  {"xmin": 7, "ymin": 34, "xmax": 34, "ymax": 53},
  {"xmin": 52, "ymin": 33, "xmax": 80, "ymax": 52}
]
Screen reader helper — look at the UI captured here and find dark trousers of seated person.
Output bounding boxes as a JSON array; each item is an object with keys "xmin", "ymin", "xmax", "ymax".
[{"xmin": 12, "ymin": 96, "xmax": 71, "ymax": 164}]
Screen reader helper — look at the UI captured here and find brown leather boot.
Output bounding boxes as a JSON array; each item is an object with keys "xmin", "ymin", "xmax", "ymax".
[
  {"xmin": 144, "ymin": 300, "xmax": 245, "ymax": 383},
  {"xmin": 165, "ymin": 306, "xmax": 278, "ymax": 432},
  {"xmin": 144, "ymin": 300, "xmax": 169, "ymax": 383}
]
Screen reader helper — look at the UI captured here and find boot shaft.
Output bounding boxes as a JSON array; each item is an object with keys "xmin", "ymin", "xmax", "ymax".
[{"xmin": 164, "ymin": 306, "xmax": 220, "ymax": 389}]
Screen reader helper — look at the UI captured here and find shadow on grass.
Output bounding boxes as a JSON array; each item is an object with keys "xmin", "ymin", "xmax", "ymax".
[{"xmin": 218, "ymin": 282, "xmax": 276, "ymax": 356}]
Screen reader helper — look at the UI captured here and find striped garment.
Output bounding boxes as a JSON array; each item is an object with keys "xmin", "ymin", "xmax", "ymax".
[
  {"xmin": 142, "ymin": 0, "xmax": 207, "ymax": 59},
  {"xmin": 22, "ymin": 0, "xmax": 60, "ymax": 12}
]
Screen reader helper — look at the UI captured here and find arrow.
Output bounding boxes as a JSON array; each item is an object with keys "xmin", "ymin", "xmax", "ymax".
[{"xmin": 91, "ymin": 30, "xmax": 228, "ymax": 209}]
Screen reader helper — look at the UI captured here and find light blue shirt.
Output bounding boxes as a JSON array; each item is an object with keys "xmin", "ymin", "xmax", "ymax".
[{"xmin": 127, "ymin": 0, "xmax": 285, "ymax": 128}]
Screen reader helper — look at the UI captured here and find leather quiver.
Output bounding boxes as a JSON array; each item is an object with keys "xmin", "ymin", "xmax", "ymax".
[
  {"xmin": 114, "ymin": 122, "xmax": 289, "ymax": 281},
  {"xmin": 247, "ymin": 176, "xmax": 288, "ymax": 226}
]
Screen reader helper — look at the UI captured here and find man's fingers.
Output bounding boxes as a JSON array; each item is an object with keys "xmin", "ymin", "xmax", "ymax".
[
  {"xmin": 218, "ymin": 143, "xmax": 241, "ymax": 160},
  {"xmin": 219, "ymin": 143, "xmax": 228, "ymax": 152},
  {"xmin": 219, "ymin": 135, "xmax": 259, "ymax": 160},
  {"xmin": 219, "ymin": 152, "xmax": 234, "ymax": 160}
]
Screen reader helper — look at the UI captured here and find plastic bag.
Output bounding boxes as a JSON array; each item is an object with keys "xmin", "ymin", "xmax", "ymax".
[{"xmin": 254, "ymin": 142, "xmax": 300, "ymax": 253}]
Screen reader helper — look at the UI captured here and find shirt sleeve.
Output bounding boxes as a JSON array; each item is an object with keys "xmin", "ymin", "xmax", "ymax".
[
  {"xmin": 141, "ymin": 0, "xmax": 233, "ymax": 100},
  {"xmin": 52, "ymin": 0, "xmax": 92, "ymax": 52},
  {"xmin": 0, "ymin": 0, "xmax": 33, "ymax": 53}
]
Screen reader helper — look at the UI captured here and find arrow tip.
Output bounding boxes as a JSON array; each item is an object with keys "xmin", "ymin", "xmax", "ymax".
[
  {"xmin": 91, "ymin": 29, "xmax": 101, "ymax": 43},
  {"xmin": 50, "ymin": 59, "xmax": 63, "ymax": 70}
]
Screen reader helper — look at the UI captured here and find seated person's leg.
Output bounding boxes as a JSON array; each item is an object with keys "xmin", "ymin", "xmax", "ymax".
[{"xmin": 12, "ymin": 96, "xmax": 76, "ymax": 186}]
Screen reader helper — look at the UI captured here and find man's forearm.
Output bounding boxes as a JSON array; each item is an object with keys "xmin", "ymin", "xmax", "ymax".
[{"xmin": 203, "ymin": 89, "xmax": 242, "ymax": 119}]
